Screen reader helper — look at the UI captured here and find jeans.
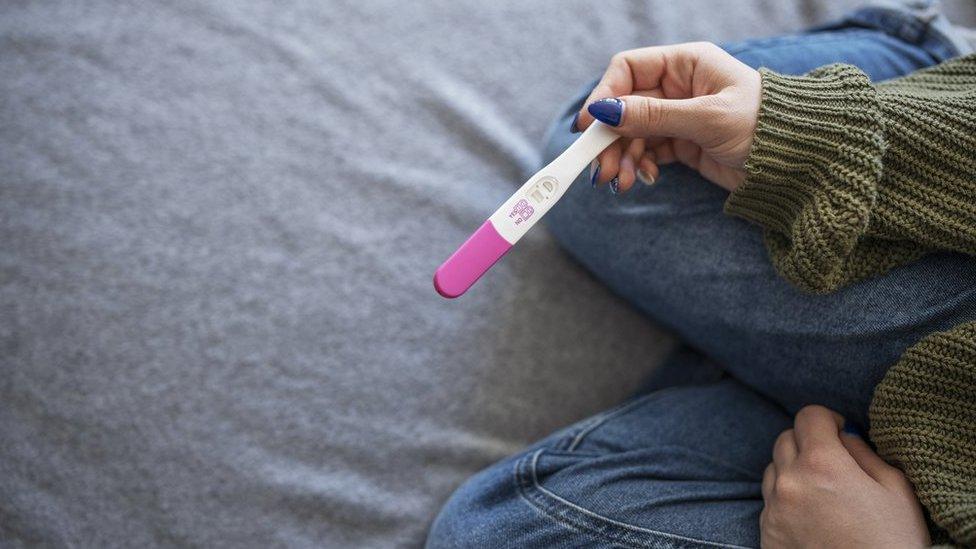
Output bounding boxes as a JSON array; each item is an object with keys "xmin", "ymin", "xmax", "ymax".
[{"xmin": 428, "ymin": 5, "xmax": 976, "ymax": 549}]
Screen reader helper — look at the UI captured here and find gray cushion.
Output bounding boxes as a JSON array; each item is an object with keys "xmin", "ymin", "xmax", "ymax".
[{"xmin": 5, "ymin": 1, "xmax": 968, "ymax": 546}]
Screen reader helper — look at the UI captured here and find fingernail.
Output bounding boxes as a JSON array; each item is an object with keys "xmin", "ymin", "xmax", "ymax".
[
  {"xmin": 570, "ymin": 112, "xmax": 581, "ymax": 134},
  {"xmin": 588, "ymin": 98, "xmax": 624, "ymax": 127},
  {"xmin": 609, "ymin": 177, "xmax": 619, "ymax": 195},
  {"xmin": 842, "ymin": 421, "xmax": 864, "ymax": 438},
  {"xmin": 637, "ymin": 169, "xmax": 656, "ymax": 186},
  {"xmin": 590, "ymin": 163, "xmax": 601, "ymax": 188}
]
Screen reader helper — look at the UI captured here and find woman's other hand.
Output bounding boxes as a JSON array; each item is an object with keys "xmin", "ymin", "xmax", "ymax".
[
  {"xmin": 761, "ymin": 405, "xmax": 930, "ymax": 549},
  {"xmin": 575, "ymin": 42, "xmax": 760, "ymax": 193}
]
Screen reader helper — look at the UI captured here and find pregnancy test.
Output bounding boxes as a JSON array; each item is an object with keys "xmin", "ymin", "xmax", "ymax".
[{"xmin": 434, "ymin": 121, "xmax": 620, "ymax": 298}]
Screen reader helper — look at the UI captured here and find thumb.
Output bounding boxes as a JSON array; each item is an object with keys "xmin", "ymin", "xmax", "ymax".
[{"xmin": 587, "ymin": 95, "xmax": 716, "ymax": 140}]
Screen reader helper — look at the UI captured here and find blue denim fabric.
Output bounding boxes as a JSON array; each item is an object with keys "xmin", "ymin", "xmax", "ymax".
[{"xmin": 428, "ymin": 8, "xmax": 976, "ymax": 549}]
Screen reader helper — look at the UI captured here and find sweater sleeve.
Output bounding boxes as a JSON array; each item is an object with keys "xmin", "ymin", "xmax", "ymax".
[
  {"xmin": 870, "ymin": 323, "xmax": 976, "ymax": 546},
  {"xmin": 724, "ymin": 54, "xmax": 976, "ymax": 293}
]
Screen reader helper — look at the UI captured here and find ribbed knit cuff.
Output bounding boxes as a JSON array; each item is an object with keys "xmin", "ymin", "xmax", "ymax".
[
  {"xmin": 723, "ymin": 65, "xmax": 886, "ymax": 292},
  {"xmin": 871, "ymin": 323, "xmax": 976, "ymax": 546}
]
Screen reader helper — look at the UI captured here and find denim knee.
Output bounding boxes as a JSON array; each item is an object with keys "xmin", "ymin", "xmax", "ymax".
[
  {"xmin": 426, "ymin": 455, "xmax": 567, "ymax": 548},
  {"xmin": 428, "ymin": 383, "xmax": 787, "ymax": 548}
]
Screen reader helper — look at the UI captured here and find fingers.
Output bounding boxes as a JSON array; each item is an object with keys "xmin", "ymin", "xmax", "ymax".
[
  {"xmin": 576, "ymin": 52, "xmax": 640, "ymax": 132},
  {"xmin": 637, "ymin": 150, "xmax": 659, "ymax": 186},
  {"xmin": 574, "ymin": 41, "xmax": 760, "ymax": 192},
  {"xmin": 576, "ymin": 42, "xmax": 724, "ymax": 132},
  {"xmin": 577, "ymin": 47, "xmax": 672, "ymax": 132},
  {"xmin": 839, "ymin": 432, "xmax": 905, "ymax": 488},
  {"xmin": 651, "ymin": 139, "xmax": 676, "ymax": 165},
  {"xmin": 762, "ymin": 462, "xmax": 776, "ymax": 501},
  {"xmin": 612, "ymin": 95, "xmax": 726, "ymax": 141},
  {"xmin": 596, "ymin": 142, "xmax": 621, "ymax": 187},
  {"xmin": 793, "ymin": 405, "xmax": 846, "ymax": 455},
  {"xmin": 593, "ymin": 139, "xmax": 658, "ymax": 194},
  {"xmin": 773, "ymin": 429, "xmax": 798, "ymax": 468},
  {"xmin": 616, "ymin": 138, "xmax": 644, "ymax": 192}
]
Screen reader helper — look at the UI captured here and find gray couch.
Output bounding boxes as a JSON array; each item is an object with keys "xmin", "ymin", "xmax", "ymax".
[{"xmin": 2, "ymin": 1, "xmax": 973, "ymax": 546}]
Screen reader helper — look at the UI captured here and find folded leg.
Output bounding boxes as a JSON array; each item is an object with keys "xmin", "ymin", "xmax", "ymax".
[{"xmin": 428, "ymin": 371, "xmax": 790, "ymax": 548}]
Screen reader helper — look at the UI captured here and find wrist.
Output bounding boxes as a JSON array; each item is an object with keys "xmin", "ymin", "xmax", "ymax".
[{"xmin": 726, "ymin": 64, "xmax": 883, "ymax": 233}]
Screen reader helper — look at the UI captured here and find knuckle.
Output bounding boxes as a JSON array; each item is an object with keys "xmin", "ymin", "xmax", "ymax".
[
  {"xmin": 633, "ymin": 100, "xmax": 660, "ymax": 131},
  {"xmin": 795, "ymin": 404, "xmax": 842, "ymax": 430},
  {"xmin": 773, "ymin": 473, "xmax": 803, "ymax": 503},
  {"xmin": 799, "ymin": 448, "xmax": 839, "ymax": 475},
  {"xmin": 690, "ymin": 41, "xmax": 721, "ymax": 55},
  {"xmin": 796, "ymin": 404, "xmax": 830, "ymax": 423}
]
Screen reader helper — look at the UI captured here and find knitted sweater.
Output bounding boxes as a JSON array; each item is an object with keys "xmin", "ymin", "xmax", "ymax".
[{"xmin": 724, "ymin": 55, "xmax": 976, "ymax": 545}]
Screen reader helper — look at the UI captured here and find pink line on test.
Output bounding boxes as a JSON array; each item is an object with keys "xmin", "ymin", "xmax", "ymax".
[{"xmin": 433, "ymin": 220, "xmax": 512, "ymax": 298}]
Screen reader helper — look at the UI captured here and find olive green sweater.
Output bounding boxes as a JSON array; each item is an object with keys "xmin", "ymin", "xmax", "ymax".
[{"xmin": 724, "ymin": 55, "xmax": 976, "ymax": 546}]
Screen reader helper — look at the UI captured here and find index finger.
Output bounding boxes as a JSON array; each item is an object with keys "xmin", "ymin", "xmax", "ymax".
[
  {"xmin": 793, "ymin": 405, "xmax": 845, "ymax": 454},
  {"xmin": 576, "ymin": 43, "xmax": 716, "ymax": 131},
  {"xmin": 576, "ymin": 47, "xmax": 670, "ymax": 131}
]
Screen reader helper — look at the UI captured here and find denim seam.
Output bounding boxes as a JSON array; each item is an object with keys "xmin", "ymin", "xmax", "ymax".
[
  {"xmin": 515, "ymin": 449, "xmax": 754, "ymax": 549},
  {"xmin": 560, "ymin": 387, "xmax": 701, "ymax": 452},
  {"xmin": 565, "ymin": 393, "xmax": 661, "ymax": 452},
  {"xmin": 547, "ymin": 444, "xmax": 761, "ymax": 481}
]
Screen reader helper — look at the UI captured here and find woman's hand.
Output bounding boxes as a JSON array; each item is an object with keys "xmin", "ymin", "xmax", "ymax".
[
  {"xmin": 761, "ymin": 405, "xmax": 930, "ymax": 549},
  {"xmin": 575, "ymin": 42, "xmax": 760, "ymax": 193}
]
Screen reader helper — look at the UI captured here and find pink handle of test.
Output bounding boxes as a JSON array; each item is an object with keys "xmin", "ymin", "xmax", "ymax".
[{"xmin": 433, "ymin": 220, "xmax": 512, "ymax": 298}]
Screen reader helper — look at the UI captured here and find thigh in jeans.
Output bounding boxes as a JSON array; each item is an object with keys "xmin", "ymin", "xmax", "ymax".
[
  {"xmin": 427, "ymin": 378, "xmax": 791, "ymax": 549},
  {"xmin": 543, "ymin": 24, "xmax": 976, "ymax": 428}
]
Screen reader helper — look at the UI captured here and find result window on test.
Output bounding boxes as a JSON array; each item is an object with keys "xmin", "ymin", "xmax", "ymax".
[{"xmin": 527, "ymin": 177, "xmax": 558, "ymax": 204}]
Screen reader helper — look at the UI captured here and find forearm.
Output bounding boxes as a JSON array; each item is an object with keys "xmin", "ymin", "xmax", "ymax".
[
  {"xmin": 870, "ymin": 322, "xmax": 976, "ymax": 546},
  {"xmin": 725, "ymin": 54, "xmax": 976, "ymax": 293},
  {"xmin": 870, "ymin": 60, "xmax": 976, "ymax": 250}
]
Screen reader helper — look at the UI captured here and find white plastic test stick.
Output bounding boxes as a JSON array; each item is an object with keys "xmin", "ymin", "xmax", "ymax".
[{"xmin": 434, "ymin": 121, "xmax": 620, "ymax": 298}]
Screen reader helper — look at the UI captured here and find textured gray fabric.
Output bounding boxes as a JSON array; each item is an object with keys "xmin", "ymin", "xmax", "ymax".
[{"xmin": 3, "ymin": 1, "xmax": 970, "ymax": 547}]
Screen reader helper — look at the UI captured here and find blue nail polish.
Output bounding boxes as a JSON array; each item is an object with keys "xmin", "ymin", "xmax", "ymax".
[
  {"xmin": 842, "ymin": 421, "xmax": 865, "ymax": 438},
  {"xmin": 588, "ymin": 98, "xmax": 624, "ymax": 127},
  {"xmin": 590, "ymin": 164, "xmax": 601, "ymax": 188},
  {"xmin": 570, "ymin": 112, "xmax": 581, "ymax": 134},
  {"xmin": 609, "ymin": 177, "xmax": 619, "ymax": 195}
]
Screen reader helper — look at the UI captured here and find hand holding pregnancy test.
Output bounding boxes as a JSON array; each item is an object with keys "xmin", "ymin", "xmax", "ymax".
[
  {"xmin": 433, "ymin": 121, "xmax": 620, "ymax": 298},
  {"xmin": 435, "ymin": 42, "xmax": 762, "ymax": 298}
]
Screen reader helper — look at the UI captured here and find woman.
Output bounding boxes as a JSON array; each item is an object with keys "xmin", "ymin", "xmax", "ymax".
[{"xmin": 429, "ymin": 3, "xmax": 975, "ymax": 547}]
